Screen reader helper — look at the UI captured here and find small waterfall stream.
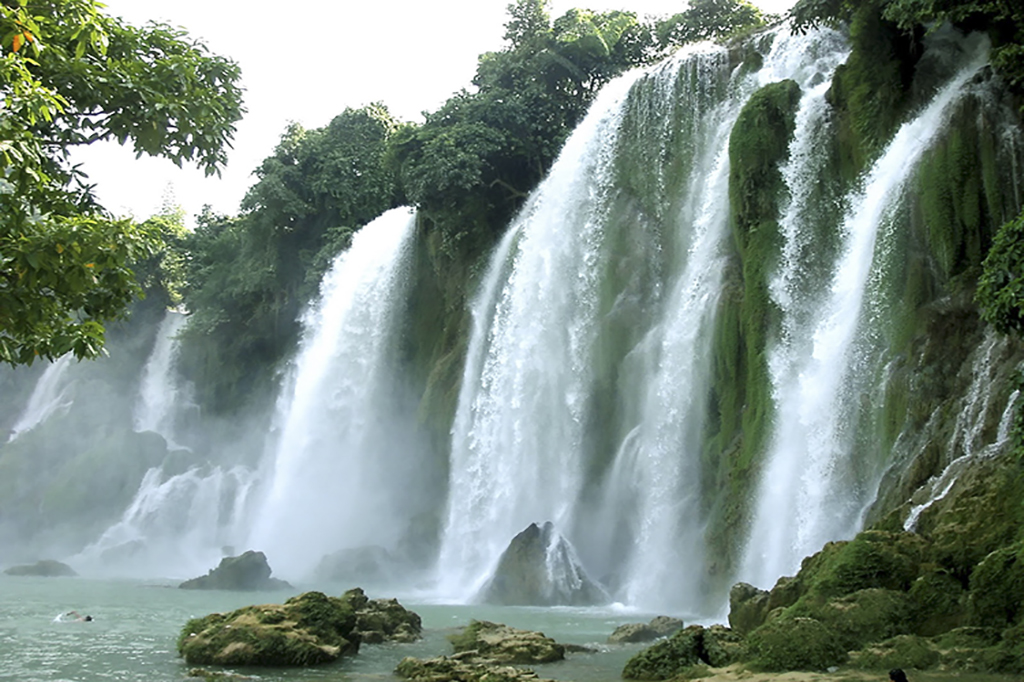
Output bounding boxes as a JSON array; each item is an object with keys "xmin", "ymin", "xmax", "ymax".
[
  {"xmin": 7, "ymin": 354, "xmax": 74, "ymax": 442},
  {"xmin": 133, "ymin": 310, "xmax": 189, "ymax": 446}
]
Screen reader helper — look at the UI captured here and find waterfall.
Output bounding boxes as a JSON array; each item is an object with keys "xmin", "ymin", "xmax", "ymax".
[
  {"xmin": 436, "ymin": 64, "xmax": 647, "ymax": 601},
  {"xmin": 438, "ymin": 27, "xmax": 860, "ymax": 611},
  {"xmin": 740, "ymin": 33, "xmax": 991, "ymax": 588},
  {"xmin": 133, "ymin": 310, "xmax": 189, "ymax": 445},
  {"xmin": 7, "ymin": 354, "xmax": 74, "ymax": 442},
  {"xmin": 73, "ymin": 464, "xmax": 257, "ymax": 578},
  {"xmin": 246, "ymin": 207, "xmax": 420, "ymax": 580}
]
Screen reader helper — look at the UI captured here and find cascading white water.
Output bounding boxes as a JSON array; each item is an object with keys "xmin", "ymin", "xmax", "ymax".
[
  {"xmin": 7, "ymin": 354, "xmax": 74, "ymax": 442},
  {"xmin": 436, "ymin": 68, "xmax": 647, "ymax": 601},
  {"xmin": 246, "ymin": 207, "xmax": 420, "ymax": 580},
  {"xmin": 133, "ymin": 310, "xmax": 189, "ymax": 445},
  {"xmin": 438, "ymin": 27, "xmax": 864, "ymax": 611},
  {"xmin": 740, "ymin": 34, "xmax": 991, "ymax": 589}
]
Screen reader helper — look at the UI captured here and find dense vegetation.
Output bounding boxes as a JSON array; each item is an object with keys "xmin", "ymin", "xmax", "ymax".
[{"xmin": 0, "ymin": 0, "xmax": 243, "ymax": 365}]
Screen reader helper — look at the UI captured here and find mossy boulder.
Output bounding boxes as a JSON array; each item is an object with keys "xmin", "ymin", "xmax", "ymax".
[
  {"xmin": 177, "ymin": 591, "xmax": 358, "ymax": 666},
  {"xmin": 3, "ymin": 559, "xmax": 76, "ymax": 577},
  {"xmin": 622, "ymin": 624, "xmax": 745, "ymax": 680},
  {"xmin": 340, "ymin": 587, "xmax": 421, "ymax": 643},
  {"xmin": 395, "ymin": 652, "xmax": 555, "ymax": 682},
  {"xmin": 848, "ymin": 634, "xmax": 940, "ymax": 670},
  {"xmin": 796, "ymin": 531, "xmax": 927, "ymax": 602},
  {"xmin": 728, "ymin": 582, "xmax": 769, "ymax": 635},
  {"xmin": 907, "ymin": 568, "xmax": 967, "ymax": 636},
  {"xmin": 448, "ymin": 620, "xmax": 564, "ymax": 664},
  {"xmin": 477, "ymin": 522, "xmax": 606, "ymax": 606},
  {"xmin": 805, "ymin": 587, "xmax": 913, "ymax": 650},
  {"xmin": 178, "ymin": 551, "xmax": 292, "ymax": 591},
  {"xmin": 746, "ymin": 616, "xmax": 848, "ymax": 672},
  {"xmin": 967, "ymin": 540, "xmax": 1024, "ymax": 628}
]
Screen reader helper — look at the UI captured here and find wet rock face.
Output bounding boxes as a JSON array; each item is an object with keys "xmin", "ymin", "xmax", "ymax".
[
  {"xmin": 178, "ymin": 550, "xmax": 292, "ymax": 591},
  {"xmin": 477, "ymin": 521, "xmax": 607, "ymax": 606}
]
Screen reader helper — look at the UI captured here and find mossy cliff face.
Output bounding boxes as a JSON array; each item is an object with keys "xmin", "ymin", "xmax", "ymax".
[{"xmin": 700, "ymin": 78, "xmax": 801, "ymax": 579}]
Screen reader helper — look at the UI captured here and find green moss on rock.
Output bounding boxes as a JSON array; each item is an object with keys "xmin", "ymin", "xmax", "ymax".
[
  {"xmin": 747, "ymin": 616, "xmax": 848, "ymax": 671},
  {"xmin": 176, "ymin": 591, "xmax": 358, "ymax": 667}
]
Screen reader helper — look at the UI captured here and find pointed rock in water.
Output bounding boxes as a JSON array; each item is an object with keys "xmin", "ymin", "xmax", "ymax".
[
  {"xmin": 478, "ymin": 521, "xmax": 607, "ymax": 606},
  {"xmin": 3, "ymin": 559, "xmax": 77, "ymax": 577},
  {"xmin": 178, "ymin": 550, "xmax": 292, "ymax": 591}
]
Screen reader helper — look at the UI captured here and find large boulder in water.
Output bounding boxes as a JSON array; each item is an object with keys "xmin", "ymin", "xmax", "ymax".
[
  {"xmin": 3, "ymin": 559, "xmax": 77, "ymax": 577},
  {"xmin": 178, "ymin": 550, "xmax": 292, "ymax": 591},
  {"xmin": 176, "ymin": 591, "xmax": 358, "ymax": 666},
  {"xmin": 396, "ymin": 651, "xmax": 556, "ymax": 682},
  {"xmin": 477, "ymin": 521, "xmax": 607, "ymax": 606}
]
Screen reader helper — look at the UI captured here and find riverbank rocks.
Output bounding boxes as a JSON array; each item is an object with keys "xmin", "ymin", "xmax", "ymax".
[
  {"xmin": 622, "ymin": 624, "xmax": 746, "ymax": 679},
  {"xmin": 341, "ymin": 587, "xmax": 421, "ymax": 643},
  {"xmin": 395, "ymin": 651, "xmax": 556, "ymax": 682},
  {"xmin": 477, "ymin": 522, "xmax": 607, "ymax": 606},
  {"xmin": 177, "ymin": 591, "xmax": 359, "ymax": 666},
  {"xmin": 449, "ymin": 620, "xmax": 565, "ymax": 664},
  {"xmin": 608, "ymin": 616, "xmax": 683, "ymax": 643},
  {"xmin": 178, "ymin": 550, "xmax": 292, "ymax": 591},
  {"xmin": 3, "ymin": 559, "xmax": 76, "ymax": 576}
]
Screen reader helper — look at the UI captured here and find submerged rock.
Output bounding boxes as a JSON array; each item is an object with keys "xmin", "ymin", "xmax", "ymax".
[
  {"xmin": 477, "ymin": 522, "xmax": 607, "ymax": 606},
  {"xmin": 3, "ymin": 559, "xmax": 77, "ymax": 577},
  {"xmin": 341, "ymin": 587, "xmax": 422, "ymax": 643},
  {"xmin": 448, "ymin": 620, "xmax": 565, "ymax": 664},
  {"xmin": 177, "ymin": 591, "xmax": 359, "ymax": 666},
  {"xmin": 178, "ymin": 550, "xmax": 292, "ymax": 591}
]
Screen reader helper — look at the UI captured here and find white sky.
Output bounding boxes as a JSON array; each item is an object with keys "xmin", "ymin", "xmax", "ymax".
[{"xmin": 74, "ymin": 0, "xmax": 797, "ymax": 223}]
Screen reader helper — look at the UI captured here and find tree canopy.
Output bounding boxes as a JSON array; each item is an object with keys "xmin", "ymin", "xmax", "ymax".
[{"xmin": 0, "ymin": 0, "xmax": 244, "ymax": 365}]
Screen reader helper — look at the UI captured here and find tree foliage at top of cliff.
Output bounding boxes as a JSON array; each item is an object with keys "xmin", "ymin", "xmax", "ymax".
[
  {"xmin": 0, "ymin": 0, "xmax": 244, "ymax": 366},
  {"xmin": 656, "ymin": 0, "xmax": 765, "ymax": 47},
  {"xmin": 388, "ymin": 0, "xmax": 656, "ymax": 241},
  {"xmin": 178, "ymin": 105, "xmax": 402, "ymax": 411},
  {"xmin": 790, "ymin": 0, "xmax": 1024, "ymax": 98}
]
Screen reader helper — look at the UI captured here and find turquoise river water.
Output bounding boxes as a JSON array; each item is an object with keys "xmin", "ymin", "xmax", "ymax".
[{"xmin": 0, "ymin": 575, "xmax": 656, "ymax": 682}]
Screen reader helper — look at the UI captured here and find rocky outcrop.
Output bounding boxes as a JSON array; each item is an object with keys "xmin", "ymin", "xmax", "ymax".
[
  {"xmin": 448, "ymin": 620, "xmax": 565, "ymax": 664},
  {"xmin": 608, "ymin": 616, "xmax": 684, "ymax": 643},
  {"xmin": 178, "ymin": 550, "xmax": 292, "ymax": 591},
  {"xmin": 340, "ymin": 587, "xmax": 421, "ymax": 643},
  {"xmin": 3, "ymin": 559, "xmax": 76, "ymax": 577},
  {"xmin": 396, "ymin": 651, "xmax": 556, "ymax": 682},
  {"xmin": 477, "ymin": 522, "xmax": 607, "ymax": 606},
  {"xmin": 176, "ymin": 591, "xmax": 359, "ymax": 666}
]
